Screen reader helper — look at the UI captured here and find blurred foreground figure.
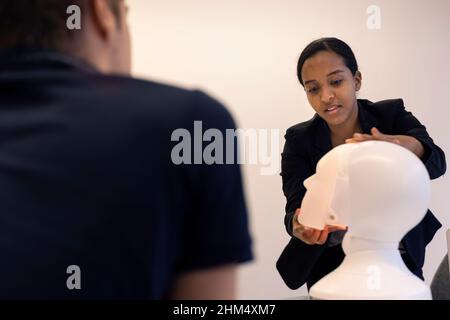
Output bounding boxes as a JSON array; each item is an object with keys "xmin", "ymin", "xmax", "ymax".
[{"xmin": 0, "ymin": 0, "xmax": 252, "ymax": 299}]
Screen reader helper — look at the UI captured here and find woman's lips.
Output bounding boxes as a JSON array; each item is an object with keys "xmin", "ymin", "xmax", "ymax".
[{"xmin": 325, "ymin": 105, "xmax": 342, "ymax": 114}]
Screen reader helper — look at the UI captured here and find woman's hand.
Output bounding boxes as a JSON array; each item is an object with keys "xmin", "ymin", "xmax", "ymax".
[
  {"xmin": 292, "ymin": 208, "xmax": 347, "ymax": 245},
  {"xmin": 345, "ymin": 127, "xmax": 425, "ymax": 158}
]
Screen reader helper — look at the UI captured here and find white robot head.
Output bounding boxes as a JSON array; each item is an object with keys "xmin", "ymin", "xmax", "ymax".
[{"xmin": 298, "ymin": 140, "xmax": 431, "ymax": 242}]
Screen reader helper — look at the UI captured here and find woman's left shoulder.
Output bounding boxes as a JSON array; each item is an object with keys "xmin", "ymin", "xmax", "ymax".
[
  {"xmin": 359, "ymin": 98, "xmax": 408, "ymax": 117},
  {"xmin": 359, "ymin": 98, "xmax": 405, "ymax": 110}
]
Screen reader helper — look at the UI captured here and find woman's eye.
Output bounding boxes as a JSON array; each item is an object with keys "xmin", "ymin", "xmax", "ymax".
[
  {"xmin": 307, "ymin": 87, "xmax": 318, "ymax": 94},
  {"xmin": 330, "ymin": 79, "xmax": 343, "ymax": 86}
]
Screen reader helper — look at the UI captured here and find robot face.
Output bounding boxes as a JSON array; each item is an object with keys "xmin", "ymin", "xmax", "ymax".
[
  {"xmin": 297, "ymin": 141, "xmax": 430, "ymax": 242},
  {"xmin": 298, "ymin": 147, "xmax": 351, "ymax": 230}
]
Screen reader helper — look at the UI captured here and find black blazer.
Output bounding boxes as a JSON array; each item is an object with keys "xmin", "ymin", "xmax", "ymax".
[{"xmin": 277, "ymin": 99, "xmax": 447, "ymax": 290}]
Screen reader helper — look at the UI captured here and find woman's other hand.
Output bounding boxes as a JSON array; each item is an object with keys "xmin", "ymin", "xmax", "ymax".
[
  {"xmin": 345, "ymin": 127, "xmax": 424, "ymax": 158},
  {"xmin": 292, "ymin": 208, "xmax": 347, "ymax": 245}
]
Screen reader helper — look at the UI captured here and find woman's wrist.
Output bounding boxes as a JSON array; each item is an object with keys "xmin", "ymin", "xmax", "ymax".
[{"xmin": 411, "ymin": 137, "xmax": 425, "ymax": 158}]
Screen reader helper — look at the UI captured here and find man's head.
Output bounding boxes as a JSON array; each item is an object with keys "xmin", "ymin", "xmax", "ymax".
[{"xmin": 0, "ymin": 0, "xmax": 131, "ymax": 75}]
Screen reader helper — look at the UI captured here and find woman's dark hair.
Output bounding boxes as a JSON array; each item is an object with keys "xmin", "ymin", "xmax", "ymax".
[
  {"xmin": 0, "ymin": 0, "xmax": 121, "ymax": 50},
  {"xmin": 297, "ymin": 37, "xmax": 359, "ymax": 86}
]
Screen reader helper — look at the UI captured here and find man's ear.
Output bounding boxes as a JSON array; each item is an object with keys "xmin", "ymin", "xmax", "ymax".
[
  {"xmin": 354, "ymin": 71, "xmax": 362, "ymax": 92},
  {"xmin": 90, "ymin": 0, "xmax": 117, "ymax": 40}
]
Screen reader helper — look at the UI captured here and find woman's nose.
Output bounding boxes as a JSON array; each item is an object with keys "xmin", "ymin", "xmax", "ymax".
[{"xmin": 320, "ymin": 86, "xmax": 335, "ymax": 103}]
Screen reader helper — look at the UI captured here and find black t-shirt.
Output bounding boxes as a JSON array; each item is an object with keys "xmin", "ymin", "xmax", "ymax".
[{"xmin": 0, "ymin": 49, "xmax": 253, "ymax": 299}]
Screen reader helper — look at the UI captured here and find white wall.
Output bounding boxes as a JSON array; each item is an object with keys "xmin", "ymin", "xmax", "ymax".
[{"xmin": 128, "ymin": 0, "xmax": 450, "ymax": 299}]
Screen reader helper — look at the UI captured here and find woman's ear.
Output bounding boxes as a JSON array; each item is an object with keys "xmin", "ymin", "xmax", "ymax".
[{"xmin": 354, "ymin": 71, "xmax": 362, "ymax": 91}]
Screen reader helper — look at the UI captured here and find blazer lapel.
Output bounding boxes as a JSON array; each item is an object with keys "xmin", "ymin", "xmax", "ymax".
[
  {"xmin": 311, "ymin": 115, "xmax": 332, "ymax": 165},
  {"xmin": 309, "ymin": 100, "xmax": 379, "ymax": 166},
  {"xmin": 357, "ymin": 100, "xmax": 379, "ymax": 134}
]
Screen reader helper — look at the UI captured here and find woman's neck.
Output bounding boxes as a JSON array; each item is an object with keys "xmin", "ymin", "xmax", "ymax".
[{"xmin": 329, "ymin": 102, "xmax": 361, "ymax": 147}]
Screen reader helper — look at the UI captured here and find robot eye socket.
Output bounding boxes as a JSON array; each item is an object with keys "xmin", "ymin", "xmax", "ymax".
[{"xmin": 326, "ymin": 208, "xmax": 337, "ymax": 222}]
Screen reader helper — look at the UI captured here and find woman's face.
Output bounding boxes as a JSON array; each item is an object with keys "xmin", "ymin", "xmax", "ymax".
[{"xmin": 301, "ymin": 50, "xmax": 361, "ymax": 127}]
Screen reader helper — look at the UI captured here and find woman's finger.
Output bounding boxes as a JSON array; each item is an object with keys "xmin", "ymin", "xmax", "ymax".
[
  {"xmin": 352, "ymin": 133, "xmax": 365, "ymax": 140},
  {"xmin": 292, "ymin": 208, "xmax": 302, "ymax": 228},
  {"xmin": 293, "ymin": 225, "xmax": 313, "ymax": 243},
  {"xmin": 294, "ymin": 228, "xmax": 314, "ymax": 245},
  {"xmin": 372, "ymin": 128, "xmax": 402, "ymax": 145},
  {"xmin": 294, "ymin": 223, "xmax": 332, "ymax": 245},
  {"xmin": 353, "ymin": 133, "xmax": 374, "ymax": 141},
  {"xmin": 381, "ymin": 136, "xmax": 401, "ymax": 145},
  {"xmin": 327, "ymin": 225, "xmax": 347, "ymax": 233},
  {"xmin": 386, "ymin": 137, "xmax": 401, "ymax": 145},
  {"xmin": 316, "ymin": 228, "xmax": 329, "ymax": 245},
  {"xmin": 305, "ymin": 229, "xmax": 322, "ymax": 244},
  {"xmin": 371, "ymin": 127, "xmax": 384, "ymax": 137}
]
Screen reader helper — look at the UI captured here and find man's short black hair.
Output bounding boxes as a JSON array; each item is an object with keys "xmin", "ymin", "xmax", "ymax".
[{"xmin": 0, "ymin": 0, "xmax": 121, "ymax": 50}]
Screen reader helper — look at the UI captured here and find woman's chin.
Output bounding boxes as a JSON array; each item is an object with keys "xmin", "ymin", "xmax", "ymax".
[{"xmin": 324, "ymin": 116, "xmax": 345, "ymax": 127}]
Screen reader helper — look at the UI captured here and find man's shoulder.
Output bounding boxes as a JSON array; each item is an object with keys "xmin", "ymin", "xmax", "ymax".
[
  {"xmin": 77, "ymin": 74, "xmax": 235, "ymax": 126},
  {"xmin": 85, "ymin": 74, "xmax": 206, "ymax": 107}
]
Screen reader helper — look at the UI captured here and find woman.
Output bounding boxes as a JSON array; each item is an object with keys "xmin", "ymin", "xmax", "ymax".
[{"xmin": 276, "ymin": 37, "xmax": 447, "ymax": 290}]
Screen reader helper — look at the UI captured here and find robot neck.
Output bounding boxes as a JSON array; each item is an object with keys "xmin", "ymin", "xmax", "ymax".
[
  {"xmin": 340, "ymin": 233, "xmax": 409, "ymax": 273},
  {"xmin": 342, "ymin": 233, "xmax": 400, "ymax": 255}
]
